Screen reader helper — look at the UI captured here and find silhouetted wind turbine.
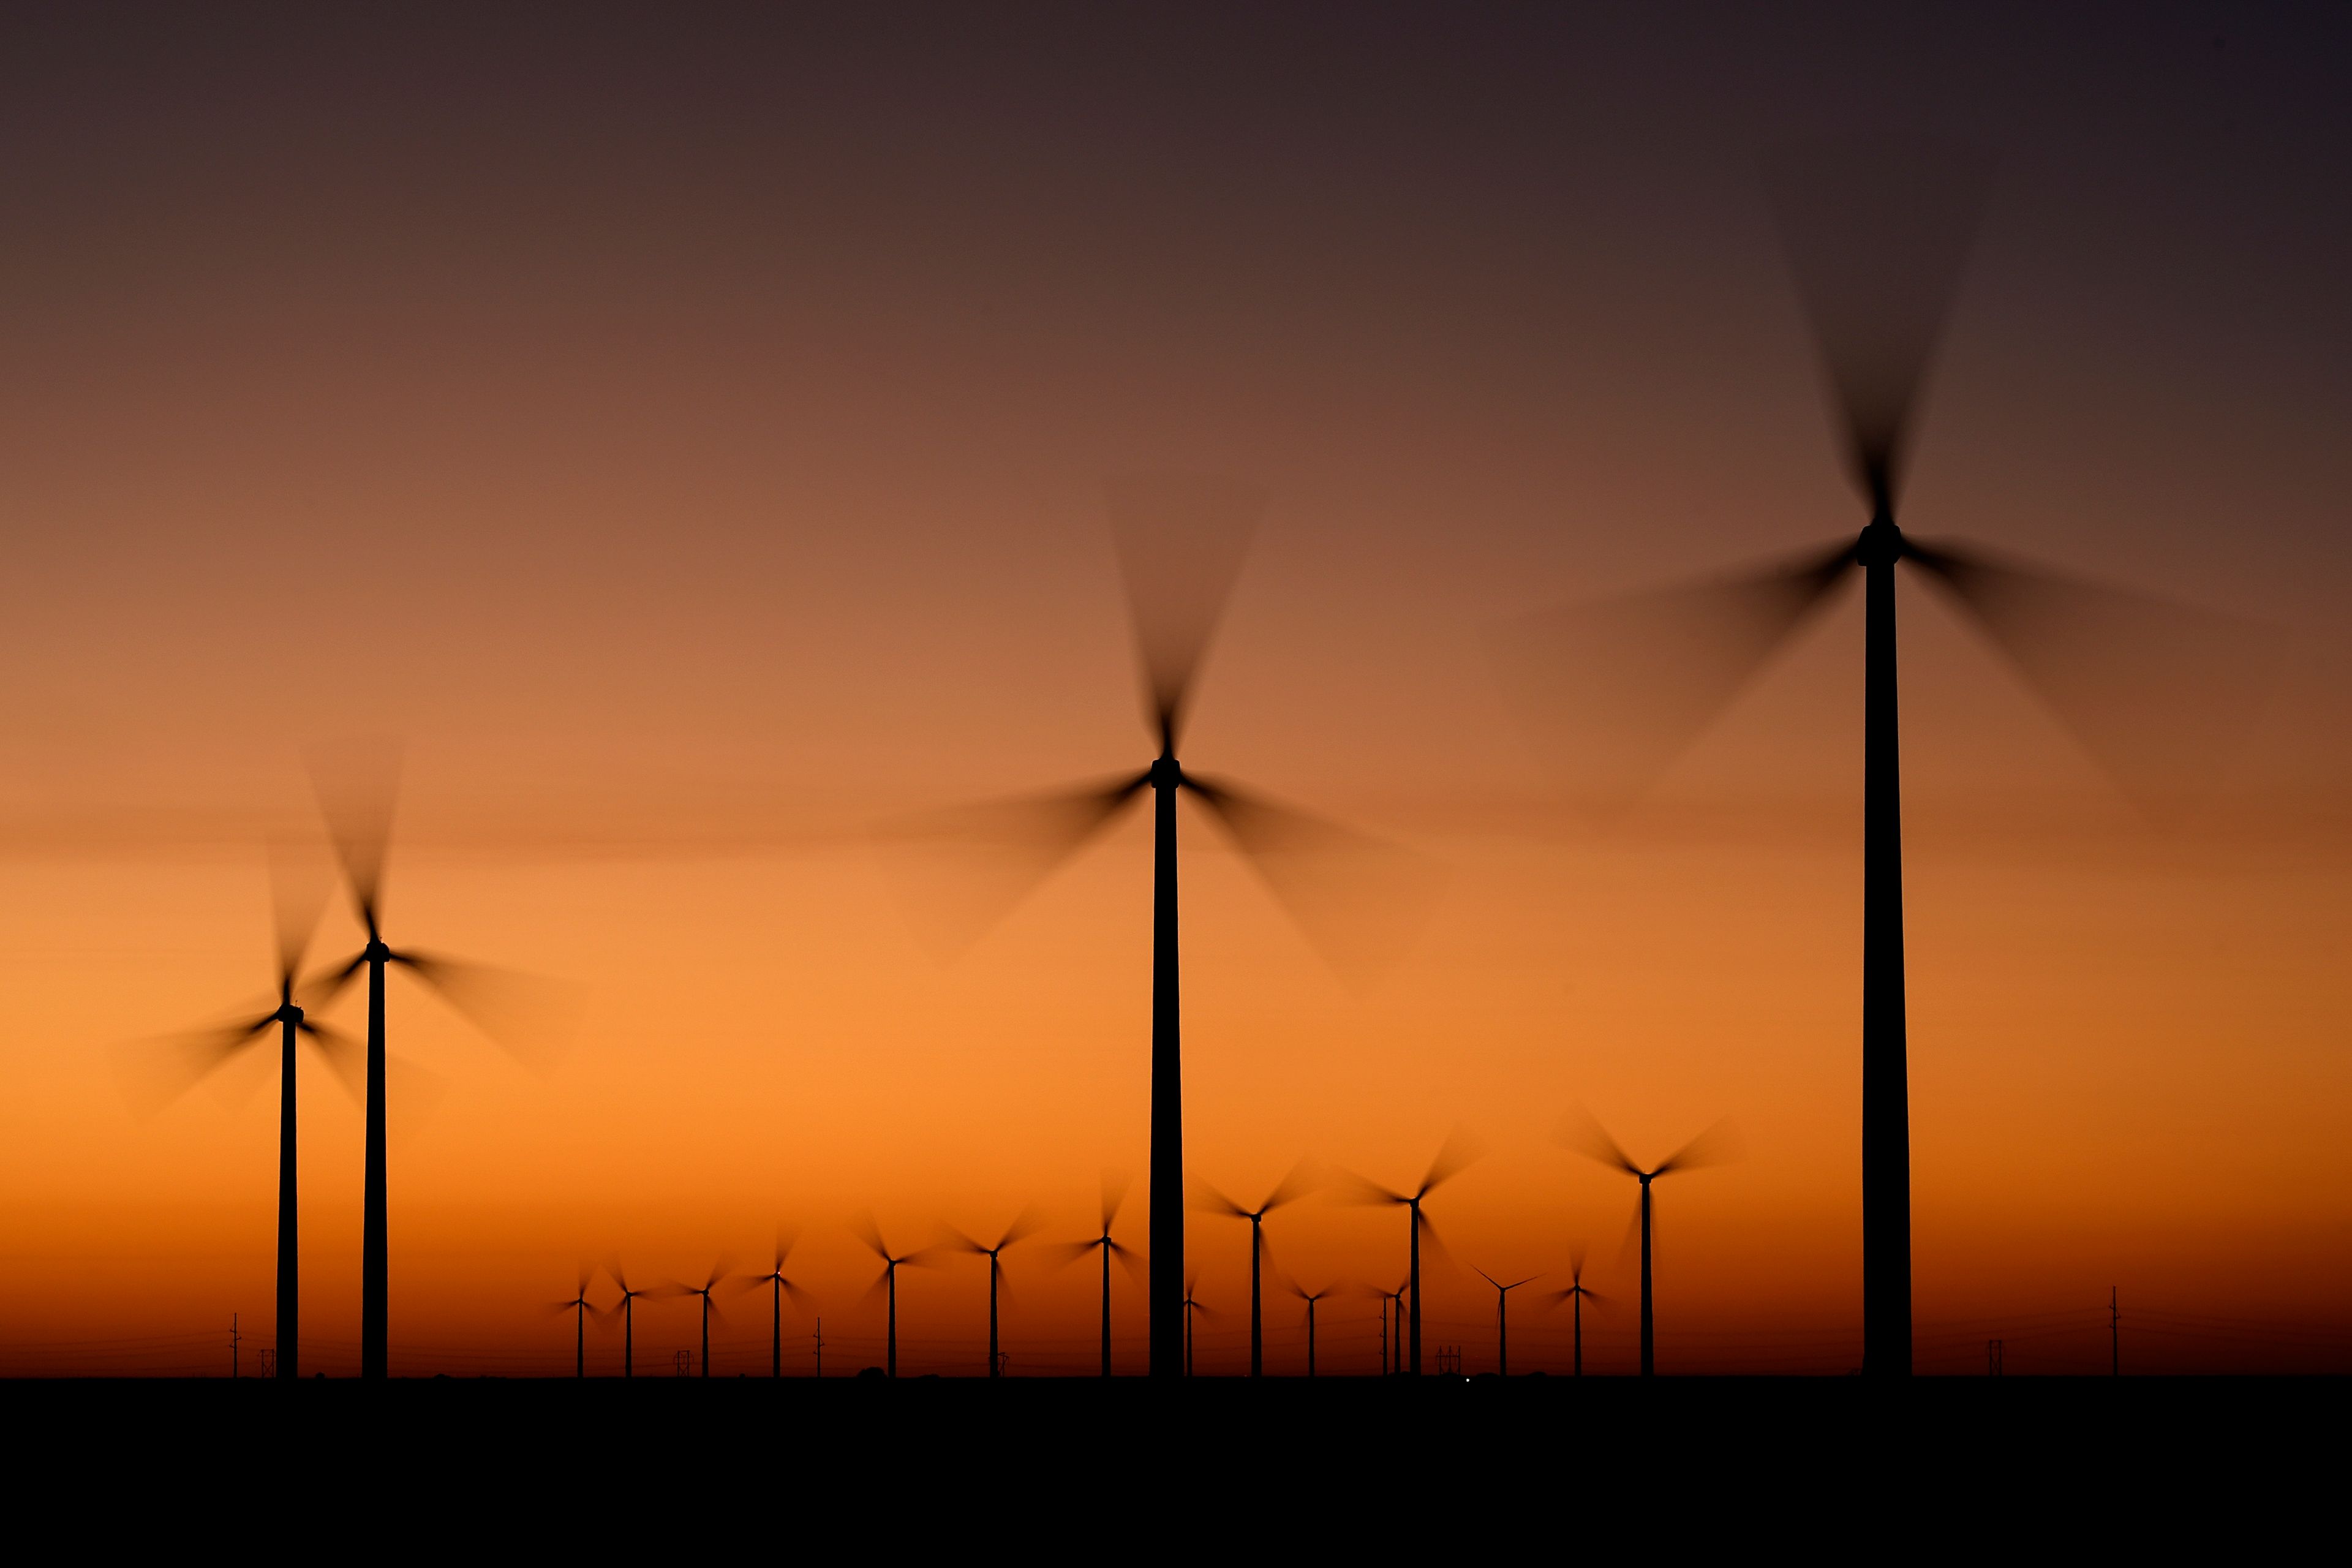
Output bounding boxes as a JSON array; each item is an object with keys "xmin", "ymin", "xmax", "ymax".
[
  {"xmin": 550, "ymin": 1268, "xmax": 594, "ymax": 1379},
  {"xmin": 124, "ymin": 844, "xmax": 360, "ymax": 1382},
  {"xmin": 1194, "ymin": 1159, "xmax": 1316, "ymax": 1378},
  {"xmin": 1369, "ymin": 1281, "xmax": 1407, "ymax": 1376},
  {"xmin": 658, "ymin": 1261, "xmax": 733, "ymax": 1378},
  {"xmin": 1339, "ymin": 1131, "xmax": 1481, "ymax": 1376},
  {"xmin": 309, "ymin": 744, "xmax": 565, "ymax": 1379},
  {"xmin": 891, "ymin": 478, "xmax": 1439, "ymax": 1379},
  {"xmin": 1498, "ymin": 141, "xmax": 2280, "ymax": 1379},
  {"xmin": 1046, "ymin": 1173, "xmax": 1143, "ymax": 1378},
  {"xmin": 1180, "ymin": 1271, "xmax": 1215, "ymax": 1378},
  {"xmin": 605, "ymin": 1262, "xmax": 646, "ymax": 1379},
  {"xmin": 1473, "ymin": 1268, "xmax": 1540, "ymax": 1377},
  {"xmin": 854, "ymin": 1216, "xmax": 939, "ymax": 1379},
  {"xmin": 1564, "ymin": 1116, "xmax": 1732, "ymax": 1378},
  {"xmin": 1542, "ymin": 1247, "xmax": 1605, "ymax": 1378},
  {"xmin": 739, "ymin": 1233, "xmax": 812, "ymax": 1379},
  {"xmin": 1288, "ymin": 1283, "xmax": 1330, "ymax": 1378},
  {"xmin": 949, "ymin": 1210, "xmax": 1041, "ymax": 1378}
]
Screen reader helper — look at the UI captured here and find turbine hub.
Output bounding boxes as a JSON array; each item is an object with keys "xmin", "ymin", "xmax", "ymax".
[
  {"xmin": 1856, "ymin": 515, "xmax": 1905, "ymax": 568},
  {"xmin": 1149, "ymin": 755, "xmax": 1183, "ymax": 791}
]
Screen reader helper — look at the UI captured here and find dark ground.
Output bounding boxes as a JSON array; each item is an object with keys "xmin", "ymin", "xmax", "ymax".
[{"xmin": 18, "ymin": 1375, "xmax": 2333, "ymax": 1544}]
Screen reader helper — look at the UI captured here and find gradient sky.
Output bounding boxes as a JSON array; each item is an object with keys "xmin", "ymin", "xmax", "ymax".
[{"xmin": 3, "ymin": 2, "xmax": 2349, "ymax": 1376}]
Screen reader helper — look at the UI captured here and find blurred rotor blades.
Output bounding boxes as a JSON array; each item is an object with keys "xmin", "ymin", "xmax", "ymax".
[
  {"xmin": 1655, "ymin": 1118, "xmax": 1741, "ymax": 1177},
  {"xmin": 1763, "ymin": 137, "xmax": 1997, "ymax": 516},
  {"xmin": 1101, "ymin": 1169, "xmax": 1131, "ymax": 1233},
  {"xmin": 1263, "ymin": 1157, "xmax": 1321, "ymax": 1213},
  {"xmin": 1494, "ymin": 543, "xmax": 1855, "ymax": 811},
  {"xmin": 1330, "ymin": 1169, "xmax": 1409, "ymax": 1208},
  {"xmin": 391, "ymin": 950, "xmax": 579, "ymax": 1071},
  {"xmin": 114, "ymin": 1015, "xmax": 274, "ymax": 1116},
  {"xmin": 298, "ymin": 1016, "xmax": 367, "ymax": 1104},
  {"xmin": 307, "ymin": 737, "xmax": 402, "ymax": 930},
  {"xmin": 1558, "ymin": 1109, "xmax": 1642, "ymax": 1176},
  {"xmin": 1107, "ymin": 473, "xmax": 1264, "ymax": 751},
  {"xmin": 1190, "ymin": 1180, "xmax": 1249, "ymax": 1219},
  {"xmin": 875, "ymin": 772, "xmax": 1150, "ymax": 958},
  {"xmin": 268, "ymin": 837, "xmax": 333, "ymax": 986},
  {"xmin": 1419, "ymin": 1128, "xmax": 1483, "ymax": 1197},
  {"xmin": 850, "ymin": 1213, "xmax": 892, "ymax": 1262},
  {"xmin": 1905, "ymin": 539, "xmax": 2286, "ymax": 811},
  {"xmin": 1184, "ymin": 774, "xmax": 1442, "ymax": 989}
]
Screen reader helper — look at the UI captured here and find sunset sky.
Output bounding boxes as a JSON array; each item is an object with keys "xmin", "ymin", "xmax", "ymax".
[{"xmin": 3, "ymin": 2, "xmax": 2349, "ymax": 1377}]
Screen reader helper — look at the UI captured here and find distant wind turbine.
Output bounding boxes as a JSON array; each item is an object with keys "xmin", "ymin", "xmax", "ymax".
[
  {"xmin": 739, "ymin": 1232, "xmax": 812, "ymax": 1379},
  {"xmin": 1194, "ymin": 1159, "xmax": 1316, "ymax": 1378},
  {"xmin": 890, "ymin": 478, "xmax": 1439, "ymax": 1378},
  {"xmin": 1338, "ymin": 1130, "xmax": 1482, "ymax": 1376},
  {"xmin": 1180, "ymin": 1272, "xmax": 1215, "ymax": 1378},
  {"xmin": 1472, "ymin": 1268, "xmax": 1540, "ymax": 1377},
  {"xmin": 1498, "ymin": 140, "xmax": 2280, "ymax": 1378},
  {"xmin": 1046, "ymin": 1174, "xmax": 1143, "ymax": 1378},
  {"xmin": 549, "ymin": 1268, "xmax": 597, "ymax": 1379},
  {"xmin": 949, "ymin": 1210, "xmax": 1042, "ymax": 1378},
  {"xmin": 1564, "ymin": 1115, "xmax": 1733, "ymax": 1377},
  {"xmin": 605, "ymin": 1262, "xmax": 647, "ymax": 1379},
  {"xmin": 854, "ymin": 1216, "xmax": 940, "ymax": 1379},
  {"xmin": 1288, "ymin": 1282, "xmax": 1330, "ymax": 1378},
  {"xmin": 658, "ymin": 1261, "xmax": 734, "ymax": 1378},
  {"xmin": 1542, "ymin": 1247, "xmax": 1605, "ymax": 1378}
]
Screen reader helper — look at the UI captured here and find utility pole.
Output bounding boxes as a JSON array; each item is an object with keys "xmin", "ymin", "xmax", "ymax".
[
  {"xmin": 812, "ymin": 1317, "xmax": 823, "ymax": 1379},
  {"xmin": 2110, "ymin": 1287, "xmax": 2120, "ymax": 1377},
  {"xmin": 1986, "ymin": 1339, "xmax": 2002, "ymax": 1377},
  {"xmin": 231, "ymin": 1313, "xmax": 240, "ymax": 1379}
]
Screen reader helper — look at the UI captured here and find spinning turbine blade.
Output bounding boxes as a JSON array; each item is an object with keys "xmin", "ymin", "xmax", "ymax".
[
  {"xmin": 1494, "ymin": 543, "xmax": 1855, "ymax": 809},
  {"xmin": 1101, "ymin": 1169, "xmax": 1131, "ymax": 1232},
  {"xmin": 1558, "ymin": 1110, "xmax": 1642, "ymax": 1176},
  {"xmin": 1654, "ymin": 1118, "xmax": 1740, "ymax": 1177},
  {"xmin": 298, "ymin": 1017, "xmax": 368, "ymax": 1103},
  {"xmin": 1190, "ymin": 1180, "xmax": 1250, "ymax": 1219},
  {"xmin": 1107, "ymin": 473, "xmax": 1264, "ymax": 750},
  {"xmin": 392, "ymin": 951, "xmax": 579, "ymax": 1071},
  {"xmin": 875, "ymin": 772, "xmax": 1150, "ymax": 956},
  {"xmin": 1185, "ymin": 774, "xmax": 1442, "ymax": 988},
  {"xmin": 267, "ymin": 837, "xmax": 333, "ymax": 986},
  {"xmin": 1261, "ymin": 1158, "xmax": 1321, "ymax": 1213},
  {"xmin": 1763, "ymin": 137, "xmax": 1996, "ymax": 515},
  {"xmin": 1905, "ymin": 540, "xmax": 2285, "ymax": 809},
  {"xmin": 306, "ymin": 737, "xmax": 402, "ymax": 927},
  {"xmin": 115, "ymin": 1016, "xmax": 274, "ymax": 1115},
  {"xmin": 1419, "ymin": 1128, "xmax": 1483, "ymax": 1197}
]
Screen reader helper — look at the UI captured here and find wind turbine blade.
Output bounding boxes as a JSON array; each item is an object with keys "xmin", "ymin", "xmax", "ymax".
[
  {"xmin": 704, "ymin": 1257, "xmax": 737, "ymax": 1293},
  {"xmin": 943, "ymin": 1225, "xmax": 987, "ymax": 1256},
  {"xmin": 1415, "ymin": 1208, "xmax": 1458, "ymax": 1272},
  {"xmin": 1654, "ymin": 1118, "xmax": 1741, "ymax": 1178},
  {"xmin": 775, "ymin": 1226, "xmax": 801, "ymax": 1273},
  {"xmin": 1557, "ymin": 1109, "xmax": 1643, "ymax": 1177},
  {"xmin": 297, "ymin": 1017, "xmax": 367, "ymax": 1104},
  {"xmin": 1261, "ymin": 1157, "xmax": 1322, "ymax": 1214},
  {"xmin": 780, "ymin": 1278, "xmax": 816, "ymax": 1313},
  {"xmin": 113, "ymin": 1017, "xmax": 274, "ymax": 1115},
  {"xmin": 1419, "ymin": 1128, "xmax": 1484, "ymax": 1197},
  {"xmin": 306, "ymin": 737, "xmax": 401, "ymax": 930},
  {"xmin": 1040, "ymin": 1238, "xmax": 1104, "ymax": 1270},
  {"xmin": 1189, "ymin": 1180, "xmax": 1250, "ymax": 1220},
  {"xmin": 267, "ymin": 837, "xmax": 333, "ymax": 989},
  {"xmin": 998, "ymin": 1206, "xmax": 1045, "ymax": 1251},
  {"xmin": 1327, "ymin": 1170, "xmax": 1409, "ymax": 1208},
  {"xmin": 297, "ymin": 953, "xmax": 365, "ymax": 1012},
  {"xmin": 391, "ymin": 952, "xmax": 579, "ymax": 1071},
  {"xmin": 1101, "ymin": 1169, "xmax": 1132, "ymax": 1233},
  {"xmin": 1905, "ymin": 540, "xmax": 2286, "ymax": 811},
  {"xmin": 1107, "ymin": 472, "xmax": 1264, "ymax": 750},
  {"xmin": 849, "ymin": 1213, "xmax": 891, "ymax": 1263},
  {"xmin": 1111, "ymin": 1240, "xmax": 1147, "ymax": 1284},
  {"xmin": 1493, "ymin": 543, "xmax": 1855, "ymax": 810},
  {"xmin": 873, "ymin": 772, "xmax": 1150, "ymax": 958},
  {"xmin": 1183, "ymin": 774, "xmax": 1443, "ymax": 990},
  {"xmin": 1762, "ymin": 136, "xmax": 1996, "ymax": 516}
]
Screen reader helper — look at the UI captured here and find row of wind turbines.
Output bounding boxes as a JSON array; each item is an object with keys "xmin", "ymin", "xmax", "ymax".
[
  {"xmin": 556, "ymin": 1133, "xmax": 1678, "ymax": 1381},
  {"xmin": 133, "ymin": 139, "xmax": 2275, "ymax": 1381}
]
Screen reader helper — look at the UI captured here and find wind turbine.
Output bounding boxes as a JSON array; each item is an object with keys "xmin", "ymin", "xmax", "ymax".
[
  {"xmin": 658, "ymin": 1261, "xmax": 733, "ymax": 1378},
  {"xmin": 1498, "ymin": 141, "xmax": 2280, "ymax": 1379},
  {"xmin": 853, "ymin": 1216, "xmax": 939, "ymax": 1379},
  {"xmin": 123, "ymin": 844, "xmax": 359, "ymax": 1382},
  {"xmin": 1542, "ymin": 1247, "xmax": 1605, "ymax": 1378},
  {"xmin": 948, "ymin": 1210, "xmax": 1041, "ymax": 1378},
  {"xmin": 1368, "ymin": 1281, "xmax": 1407, "ymax": 1376},
  {"xmin": 309, "ymin": 744, "xmax": 562, "ymax": 1380},
  {"xmin": 1194, "ymin": 1159, "xmax": 1316, "ymax": 1378},
  {"xmin": 1564, "ymin": 1115, "xmax": 1732, "ymax": 1378},
  {"xmin": 605, "ymin": 1262, "xmax": 646, "ymax": 1379},
  {"xmin": 549, "ymin": 1268, "xmax": 594, "ymax": 1379},
  {"xmin": 892, "ymin": 478, "xmax": 1438, "ymax": 1378},
  {"xmin": 1472, "ymin": 1268, "xmax": 1539, "ymax": 1377},
  {"xmin": 1046, "ymin": 1174, "xmax": 1143, "ymax": 1378},
  {"xmin": 1180, "ymin": 1270, "xmax": 1215, "ymax": 1378},
  {"xmin": 739, "ymin": 1233, "xmax": 812, "ymax": 1378},
  {"xmin": 1338, "ymin": 1130, "xmax": 1481, "ymax": 1376},
  {"xmin": 1288, "ymin": 1282, "xmax": 1330, "ymax": 1378}
]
